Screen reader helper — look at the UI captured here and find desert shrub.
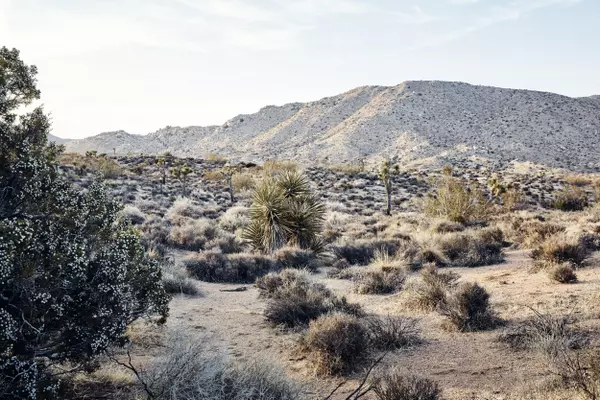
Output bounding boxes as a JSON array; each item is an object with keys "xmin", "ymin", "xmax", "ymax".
[
  {"xmin": 166, "ymin": 197, "xmax": 205, "ymax": 221},
  {"xmin": 423, "ymin": 175, "xmax": 490, "ymax": 223},
  {"xmin": 205, "ymin": 152, "xmax": 227, "ymax": 162},
  {"xmin": 531, "ymin": 234, "xmax": 591, "ymax": 266},
  {"xmin": 551, "ymin": 350, "xmax": 600, "ymax": 400},
  {"xmin": 434, "ymin": 230, "xmax": 504, "ymax": 267},
  {"xmin": 257, "ymin": 270, "xmax": 363, "ymax": 328},
  {"xmin": 365, "ymin": 315, "xmax": 421, "ymax": 350},
  {"xmin": 219, "ymin": 206, "xmax": 250, "ymax": 232},
  {"xmin": 331, "ymin": 239, "xmax": 401, "ymax": 266},
  {"xmin": 554, "ymin": 185, "xmax": 589, "ymax": 211},
  {"xmin": 262, "ymin": 159, "xmax": 297, "ymax": 176},
  {"xmin": 498, "ymin": 312, "xmax": 586, "ymax": 360},
  {"xmin": 405, "ymin": 264, "xmax": 459, "ymax": 311},
  {"xmin": 141, "ymin": 216, "xmax": 171, "ymax": 250},
  {"xmin": 120, "ymin": 205, "xmax": 147, "ymax": 225},
  {"xmin": 243, "ymin": 171, "xmax": 325, "ymax": 253},
  {"xmin": 501, "ymin": 218, "xmax": 566, "ymax": 248},
  {"xmin": 372, "ymin": 372, "xmax": 441, "ymax": 400},
  {"xmin": 142, "ymin": 331, "xmax": 301, "ymax": 400},
  {"xmin": 97, "ymin": 156, "xmax": 123, "ymax": 178},
  {"xmin": 354, "ymin": 269, "xmax": 406, "ymax": 295},
  {"xmin": 168, "ymin": 218, "xmax": 221, "ymax": 251},
  {"xmin": 273, "ymin": 246, "xmax": 321, "ymax": 271},
  {"xmin": 232, "ymin": 173, "xmax": 256, "ymax": 192},
  {"xmin": 0, "ymin": 47, "xmax": 169, "ymax": 398},
  {"xmin": 206, "ymin": 232, "xmax": 246, "ymax": 254},
  {"xmin": 184, "ymin": 252, "xmax": 275, "ymax": 283},
  {"xmin": 431, "ymin": 219, "xmax": 465, "ymax": 233},
  {"xmin": 438, "ymin": 282, "xmax": 498, "ymax": 331},
  {"xmin": 301, "ymin": 313, "xmax": 369, "ymax": 375},
  {"xmin": 548, "ymin": 263, "xmax": 578, "ymax": 284}
]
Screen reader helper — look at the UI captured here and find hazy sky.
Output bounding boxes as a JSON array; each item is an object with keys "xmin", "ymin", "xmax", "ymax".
[{"xmin": 2, "ymin": 0, "xmax": 598, "ymax": 139}]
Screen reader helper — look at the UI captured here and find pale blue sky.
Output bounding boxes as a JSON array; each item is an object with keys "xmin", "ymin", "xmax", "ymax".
[{"xmin": 2, "ymin": 0, "xmax": 598, "ymax": 139}]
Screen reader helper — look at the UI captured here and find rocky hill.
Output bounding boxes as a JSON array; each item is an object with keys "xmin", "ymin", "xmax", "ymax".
[{"xmin": 64, "ymin": 81, "xmax": 600, "ymax": 171}]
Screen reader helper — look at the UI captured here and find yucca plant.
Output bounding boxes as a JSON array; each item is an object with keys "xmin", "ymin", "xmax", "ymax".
[
  {"xmin": 379, "ymin": 158, "xmax": 400, "ymax": 216},
  {"xmin": 243, "ymin": 171, "xmax": 325, "ymax": 253}
]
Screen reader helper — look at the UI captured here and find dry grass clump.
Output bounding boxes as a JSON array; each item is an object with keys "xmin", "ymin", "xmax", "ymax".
[
  {"xmin": 354, "ymin": 269, "xmax": 407, "ymax": 295},
  {"xmin": 431, "ymin": 219, "xmax": 465, "ymax": 233},
  {"xmin": 165, "ymin": 197, "xmax": 205, "ymax": 221},
  {"xmin": 272, "ymin": 246, "xmax": 322, "ymax": 271},
  {"xmin": 372, "ymin": 371, "xmax": 441, "ymax": 400},
  {"xmin": 405, "ymin": 264, "xmax": 459, "ymax": 312},
  {"xmin": 498, "ymin": 312, "xmax": 586, "ymax": 360},
  {"xmin": 300, "ymin": 313, "xmax": 369, "ymax": 375},
  {"xmin": 432, "ymin": 228, "xmax": 505, "ymax": 268},
  {"xmin": 219, "ymin": 206, "xmax": 250, "ymax": 232},
  {"xmin": 423, "ymin": 175, "xmax": 490, "ymax": 224},
  {"xmin": 168, "ymin": 218, "xmax": 221, "ymax": 251},
  {"xmin": 161, "ymin": 261, "xmax": 201, "ymax": 296},
  {"xmin": 553, "ymin": 185, "xmax": 589, "ymax": 211},
  {"xmin": 232, "ymin": 173, "xmax": 256, "ymax": 193},
  {"xmin": 438, "ymin": 282, "xmax": 498, "ymax": 332},
  {"xmin": 183, "ymin": 251, "xmax": 276, "ymax": 283},
  {"xmin": 256, "ymin": 270, "xmax": 363, "ymax": 328},
  {"xmin": 142, "ymin": 330, "xmax": 301, "ymax": 400},
  {"xmin": 547, "ymin": 263, "xmax": 578, "ymax": 284},
  {"xmin": 364, "ymin": 315, "xmax": 421, "ymax": 350},
  {"xmin": 331, "ymin": 239, "xmax": 402, "ymax": 266},
  {"xmin": 530, "ymin": 234, "xmax": 591, "ymax": 267},
  {"xmin": 262, "ymin": 159, "xmax": 298, "ymax": 176}
]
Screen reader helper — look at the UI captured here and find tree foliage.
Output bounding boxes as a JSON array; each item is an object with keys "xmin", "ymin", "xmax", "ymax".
[
  {"xmin": 0, "ymin": 47, "xmax": 169, "ymax": 399},
  {"xmin": 243, "ymin": 171, "xmax": 325, "ymax": 254}
]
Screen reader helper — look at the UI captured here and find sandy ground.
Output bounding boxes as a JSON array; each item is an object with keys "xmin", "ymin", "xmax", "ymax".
[{"xmin": 163, "ymin": 250, "xmax": 600, "ymax": 400}]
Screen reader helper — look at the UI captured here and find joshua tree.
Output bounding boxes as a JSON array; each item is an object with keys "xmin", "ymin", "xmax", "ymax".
[
  {"xmin": 222, "ymin": 163, "xmax": 241, "ymax": 203},
  {"xmin": 112, "ymin": 147, "xmax": 116, "ymax": 155},
  {"xmin": 172, "ymin": 163, "xmax": 193, "ymax": 196},
  {"xmin": 157, "ymin": 157, "xmax": 168, "ymax": 193},
  {"xmin": 359, "ymin": 157, "xmax": 367, "ymax": 172},
  {"xmin": 487, "ymin": 175, "xmax": 506, "ymax": 204},
  {"xmin": 378, "ymin": 158, "xmax": 400, "ymax": 216},
  {"xmin": 243, "ymin": 171, "xmax": 325, "ymax": 253},
  {"xmin": 85, "ymin": 150, "xmax": 98, "ymax": 158}
]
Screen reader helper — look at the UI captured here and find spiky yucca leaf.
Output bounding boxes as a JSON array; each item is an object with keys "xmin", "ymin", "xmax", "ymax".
[
  {"xmin": 286, "ymin": 194, "xmax": 326, "ymax": 250},
  {"xmin": 277, "ymin": 170, "xmax": 311, "ymax": 199},
  {"xmin": 243, "ymin": 180, "xmax": 291, "ymax": 253}
]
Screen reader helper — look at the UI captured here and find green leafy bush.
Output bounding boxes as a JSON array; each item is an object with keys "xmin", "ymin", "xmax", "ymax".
[{"xmin": 0, "ymin": 47, "xmax": 169, "ymax": 398}]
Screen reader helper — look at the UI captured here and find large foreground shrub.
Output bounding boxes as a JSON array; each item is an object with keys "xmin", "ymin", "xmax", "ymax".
[{"xmin": 0, "ymin": 47, "xmax": 169, "ymax": 398}]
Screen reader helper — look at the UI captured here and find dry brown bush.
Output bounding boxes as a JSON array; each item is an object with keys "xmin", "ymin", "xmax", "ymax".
[
  {"xmin": 531, "ymin": 234, "xmax": 591, "ymax": 267},
  {"xmin": 405, "ymin": 264, "xmax": 459, "ymax": 312},
  {"xmin": 548, "ymin": 263, "xmax": 578, "ymax": 284},
  {"xmin": 372, "ymin": 371, "xmax": 441, "ymax": 400},
  {"xmin": 301, "ymin": 313, "xmax": 369, "ymax": 375},
  {"xmin": 364, "ymin": 315, "xmax": 421, "ymax": 351},
  {"xmin": 438, "ymin": 282, "xmax": 498, "ymax": 332}
]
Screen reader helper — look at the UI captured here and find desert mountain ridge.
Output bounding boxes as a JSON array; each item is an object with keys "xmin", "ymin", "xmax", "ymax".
[{"xmin": 64, "ymin": 80, "xmax": 600, "ymax": 171}]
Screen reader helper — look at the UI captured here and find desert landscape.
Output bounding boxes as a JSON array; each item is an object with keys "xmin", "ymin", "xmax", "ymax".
[
  {"xmin": 53, "ymin": 151, "xmax": 600, "ymax": 400},
  {"xmin": 3, "ymin": 1, "xmax": 600, "ymax": 398}
]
